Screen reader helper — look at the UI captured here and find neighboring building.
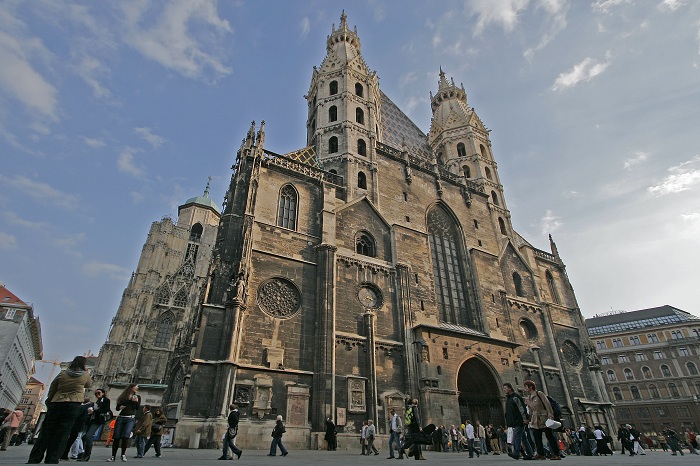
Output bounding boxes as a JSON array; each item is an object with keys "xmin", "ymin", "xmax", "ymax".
[
  {"xmin": 17, "ymin": 377, "xmax": 44, "ymax": 427},
  {"xmin": 0, "ymin": 283, "xmax": 43, "ymax": 410},
  {"xmin": 92, "ymin": 184, "xmax": 220, "ymax": 407},
  {"xmin": 164, "ymin": 13, "xmax": 614, "ymax": 448},
  {"xmin": 586, "ymin": 305, "xmax": 700, "ymax": 435}
]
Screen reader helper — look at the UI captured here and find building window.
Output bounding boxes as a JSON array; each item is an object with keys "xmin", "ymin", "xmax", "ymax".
[
  {"xmin": 607, "ymin": 370, "xmax": 617, "ymax": 382},
  {"xmin": 625, "ymin": 368, "xmax": 634, "ymax": 380},
  {"xmin": 357, "ymin": 139, "xmax": 366, "ymax": 156},
  {"xmin": 629, "ymin": 335, "xmax": 641, "ymax": 345},
  {"xmin": 356, "ymin": 108, "xmax": 364, "ymax": 125},
  {"xmin": 696, "ymin": 381, "xmax": 700, "ymax": 395},
  {"xmin": 355, "ymin": 82, "xmax": 364, "ymax": 97},
  {"xmin": 546, "ymin": 270, "xmax": 560, "ymax": 304},
  {"xmin": 357, "ymin": 171, "xmax": 367, "ymax": 189},
  {"xmin": 154, "ymin": 313, "xmax": 174, "ymax": 348},
  {"xmin": 661, "ymin": 365, "xmax": 672, "ymax": 377},
  {"xmin": 631, "ymin": 386, "xmax": 641, "ymax": 399},
  {"xmin": 329, "ymin": 136, "xmax": 338, "ymax": 153},
  {"xmin": 463, "ymin": 165, "xmax": 471, "ymax": 178},
  {"xmin": 513, "ymin": 272, "xmax": 525, "ymax": 297},
  {"xmin": 491, "ymin": 190, "xmax": 499, "ymax": 206},
  {"xmin": 277, "ymin": 184, "xmax": 298, "ymax": 230},
  {"xmin": 612, "ymin": 338, "xmax": 624, "ymax": 348},
  {"xmin": 649, "ymin": 384, "xmax": 660, "ymax": 398},
  {"xmin": 601, "ymin": 356, "xmax": 611, "ymax": 365},
  {"xmin": 427, "ymin": 206, "xmax": 475, "ymax": 327},
  {"xmin": 355, "ymin": 232, "xmax": 375, "ymax": 257},
  {"xmin": 675, "ymin": 405, "xmax": 691, "ymax": 417},
  {"xmin": 679, "ymin": 347, "xmax": 691, "ymax": 357},
  {"xmin": 155, "ymin": 284, "xmax": 170, "ymax": 305},
  {"xmin": 485, "ymin": 167, "xmax": 492, "ymax": 180},
  {"xmin": 480, "ymin": 144, "xmax": 488, "ymax": 158},
  {"xmin": 648, "ymin": 333, "xmax": 660, "ymax": 343},
  {"xmin": 597, "ymin": 340, "xmax": 607, "ymax": 350},
  {"xmin": 635, "ymin": 352, "xmax": 647, "ymax": 361},
  {"xmin": 330, "ymin": 80, "xmax": 338, "ymax": 95},
  {"xmin": 693, "ymin": 329, "xmax": 700, "ymax": 338},
  {"xmin": 688, "ymin": 362, "xmax": 698, "ymax": 375},
  {"xmin": 668, "ymin": 382, "xmax": 680, "ymax": 397},
  {"xmin": 329, "ymin": 105, "xmax": 337, "ymax": 122},
  {"xmin": 671, "ymin": 330, "xmax": 684, "ymax": 339},
  {"xmin": 653, "ymin": 350, "xmax": 664, "ymax": 359},
  {"xmin": 612, "ymin": 387, "xmax": 623, "ymax": 400},
  {"xmin": 189, "ymin": 223, "xmax": 203, "ymax": 242},
  {"xmin": 499, "ymin": 217, "xmax": 507, "ymax": 235},
  {"xmin": 457, "ymin": 143, "xmax": 466, "ymax": 157},
  {"xmin": 173, "ymin": 287, "xmax": 188, "ymax": 307},
  {"xmin": 618, "ymin": 354, "xmax": 629, "ymax": 363},
  {"xmin": 642, "ymin": 366, "xmax": 652, "ymax": 378}
]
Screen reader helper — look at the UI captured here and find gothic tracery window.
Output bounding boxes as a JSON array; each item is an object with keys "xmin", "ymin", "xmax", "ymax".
[
  {"xmin": 427, "ymin": 206, "xmax": 474, "ymax": 327},
  {"xmin": 154, "ymin": 312, "xmax": 174, "ymax": 348},
  {"xmin": 173, "ymin": 287, "xmax": 188, "ymax": 307},
  {"xmin": 513, "ymin": 272, "xmax": 525, "ymax": 297},
  {"xmin": 355, "ymin": 232, "xmax": 375, "ymax": 257},
  {"xmin": 546, "ymin": 270, "xmax": 561, "ymax": 304},
  {"xmin": 155, "ymin": 284, "xmax": 170, "ymax": 305},
  {"xmin": 277, "ymin": 184, "xmax": 298, "ymax": 230}
]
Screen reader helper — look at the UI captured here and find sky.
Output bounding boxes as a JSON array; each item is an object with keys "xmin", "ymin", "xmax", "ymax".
[{"xmin": 1, "ymin": 0, "xmax": 699, "ymax": 385}]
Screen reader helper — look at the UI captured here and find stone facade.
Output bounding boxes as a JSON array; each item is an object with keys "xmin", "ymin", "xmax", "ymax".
[{"xmin": 171, "ymin": 13, "xmax": 615, "ymax": 449}]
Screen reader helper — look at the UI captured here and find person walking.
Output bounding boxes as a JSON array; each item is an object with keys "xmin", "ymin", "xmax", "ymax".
[
  {"xmin": 465, "ymin": 420, "xmax": 480, "ymax": 458},
  {"xmin": 664, "ymin": 427, "xmax": 684, "ymax": 456},
  {"xmin": 401, "ymin": 398, "xmax": 424, "ymax": 460},
  {"xmin": 503, "ymin": 382, "xmax": 530, "ymax": 460},
  {"xmin": 143, "ymin": 407, "xmax": 166, "ymax": 458},
  {"xmin": 132, "ymin": 405, "xmax": 152, "ymax": 458},
  {"xmin": 0, "ymin": 407, "xmax": 23, "ymax": 451},
  {"xmin": 107, "ymin": 383, "xmax": 140, "ymax": 462},
  {"xmin": 360, "ymin": 420, "xmax": 368, "ymax": 455},
  {"xmin": 387, "ymin": 408, "xmax": 403, "ymax": 459},
  {"xmin": 60, "ymin": 399, "xmax": 91, "ymax": 460},
  {"xmin": 27, "ymin": 356, "xmax": 92, "ymax": 465},
  {"xmin": 325, "ymin": 417, "xmax": 337, "ymax": 451},
  {"xmin": 476, "ymin": 420, "xmax": 487, "ymax": 454},
  {"xmin": 366, "ymin": 419, "xmax": 379, "ymax": 455},
  {"xmin": 657, "ymin": 432, "xmax": 668, "ymax": 452},
  {"xmin": 627, "ymin": 424, "xmax": 645, "ymax": 456},
  {"xmin": 593, "ymin": 425, "xmax": 613, "ymax": 456},
  {"xmin": 78, "ymin": 388, "xmax": 111, "ymax": 462},
  {"xmin": 220, "ymin": 404, "xmax": 242, "ymax": 460},
  {"xmin": 523, "ymin": 380, "xmax": 561, "ymax": 460},
  {"xmin": 488, "ymin": 425, "xmax": 501, "ymax": 455},
  {"xmin": 268, "ymin": 415, "xmax": 288, "ymax": 457}
]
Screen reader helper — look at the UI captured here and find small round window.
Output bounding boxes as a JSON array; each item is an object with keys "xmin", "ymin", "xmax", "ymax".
[{"xmin": 519, "ymin": 319, "xmax": 538, "ymax": 341}]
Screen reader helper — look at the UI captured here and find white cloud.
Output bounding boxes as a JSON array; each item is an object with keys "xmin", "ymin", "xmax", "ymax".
[
  {"xmin": 552, "ymin": 53, "xmax": 612, "ymax": 91},
  {"xmin": 53, "ymin": 232, "xmax": 86, "ymax": 257},
  {"xmin": 539, "ymin": 210, "xmax": 563, "ymax": 234},
  {"xmin": 648, "ymin": 155, "xmax": 700, "ymax": 195},
  {"xmin": 117, "ymin": 147, "xmax": 145, "ymax": 177},
  {"xmin": 623, "ymin": 151, "xmax": 649, "ymax": 169},
  {"xmin": 524, "ymin": 0, "xmax": 569, "ymax": 61},
  {"xmin": 135, "ymin": 127, "xmax": 165, "ymax": 148},
  {"xmin": 0, "ymin": 175, "xmax": 79, "ymax": 209},
  {"xmin": 682, "ymin": 213, "xmax": 700, "ymax": 221},
  {"xmin": 300, "ymin": 17, "xmax": 310, "ymax": 38},
  {"xmin": 659, "ymin": 0, "xmax": 687, "ymax": 12},
  {"xmin": 0, "ymin": 231, "xmax": 17, "ymax": 249},
  {"xmin": 368, "ymin": 0, "xmax": 386, "ymax": 21},
  {"xmin": 83, "ymin": 137, "xmax": 106, "ymax": 148},
  {"xmin": 562, "ymin": 190, "xmax": 579, "ymax": 198},
  {"xmin": 467, "ymin": 0, "xmax": 530, "ymax": 36},
  {"xmin": 83, "ymin": 260, "xmax": 130, "ymax": 281},
  {"xmin": 3, "ymin": 211, "xmax": 48, "ymax": 230},
  {"xmin": 592, "ymin": 0, "xmax": 632, "ymax": 14},
  {"xmin": 122, "ymin": 0, "xmax": 232, "ymax": 81},
  {"xmin": 130, "ymin": 191, "xmax": 145, "ymax": 203},
  {"xmin": 74, "ymin": 55, "xmax": 112, "ymax": 98}
]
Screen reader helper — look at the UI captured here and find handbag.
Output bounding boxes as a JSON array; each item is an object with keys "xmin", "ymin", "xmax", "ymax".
[
  {"xmin": 153, "ymin": 424, "xmax": 163, "ymax": 433},
  {"xmin": 411, "ymin": 430, "xmax": 432, "ymax": 445},
  {"xmin": 100, "ymin": 410, "xmax": 114, "ymax": 423}
]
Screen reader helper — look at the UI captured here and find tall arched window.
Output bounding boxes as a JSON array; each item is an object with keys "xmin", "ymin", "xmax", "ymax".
[
  {"xmin": 330, "ymin": 81, "xmax": 338, "ymax": 95},
  {"xmin": 607, "ymin": 370, "xmax": 617, "ymax": 382},
  {"xmin": 457, "ymin": 143, "xmax": 466, "ymax": 157},
  {"xmin": 357, "ymin": 171, "xmax": 367, "ymax": 189},
  {"xmin": 329, "ymin": 136, "xmax": 338, "ymax": 154},
  {"xmin": 355, "ymin": 83, "xmax": 363, "ymax": 97},
  {"xmin": 491, "ymin": 190, "xmax": 499, "ymax": 206},
  {"xmin": 277, "ymin": 184, "xmax": 298, "ymax": 230},
  {"xmin": 546, "ymin": 270, "xmax": 561, "ymax": 304},
  {"xmin": 498, "ymin": 217, "xmax": 507, "ymax": 235},
  {"xmin": 624, "ymin": 368, "xmax": 634, "ymax": 380},
  {"xmin": 356, "ymin": 108, "xmax": 364, "ymax": 125},
  {"xmin": 463, "ymin": 165, "xmax": 471, "ymax": 178},
  {"xmin": 154, "ymin": 312, "xmax": 174, "ymax": 348},
  {"xmin": 688, "ymin": 362, "xmax": 699, "ymax": 375},
  {"xmin": 630, "ymin": 385, "xmax": 641, "ymax": 399},
  {"xmin": 642, "ymin": 366, "xmax": 652, "ymax": 378},
  {"xmin": 485, "ymin": 167, "xmax": 492, "ymax": 180},
  {"xmin": 480, "ymin": 144, "xmax": 488, "ymax": 158},
  {"xmin": 661, "ymin": 365, "xmax": 672, "ymax": 377},
  {"xmin": 189, "ymin": 223, "xmax": 203, "ymax": 242},
  {"xmin": 649, "ymin": 384, "xmax": 660, "ymax": 398},
  {"xmin": 355, "ymin": 232, "xmax": 375, "ymax": 257},
  {"xmin": 513, "ymin": 272, "xmax": 525, "ymax": 297},
  {"xmin": 427, "ymin": 206, "xmax": 474, "ymax": 327},
  {"xmin": 173, "ymin": 287, "xmax": 188, "ymax": 307},
  {"xmin": 668, "ymin": 382, "xmax": 680, "ymax": 397},
  {"xmin": 155, "ymin": 284, "xmax": 170, "ymax": 305},
  {"xmin": 329, "ymin": 106, "xmax": 337, "ymax": 122},
  {"xmin": 612, "ymin": 387, "xmax": 623, "ymax": 400},
  {"xmin": 357, "ymin": 139, "xmax": 367, "ymax": 156}
]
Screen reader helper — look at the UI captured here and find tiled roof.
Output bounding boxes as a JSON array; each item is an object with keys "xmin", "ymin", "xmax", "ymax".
[
  {"xmin": 380, "ymin": 91, "xmax": 431, "ymax": 160},
  {"xmin": 283, "ymin": 146, "xmax": 319, "ymax": 168},
  {"xmin": 0, "ymin": 284, "xmax": 27, "ymax": 306}
]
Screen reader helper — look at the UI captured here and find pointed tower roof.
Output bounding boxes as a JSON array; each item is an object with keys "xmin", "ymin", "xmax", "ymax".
[
  {"xmin": 179, "ymin": 178, "xmax": 221, "ymax": 215},
  {"xmin": 0, "ymin": 282, "xmax": 27, "ymax": 306}
]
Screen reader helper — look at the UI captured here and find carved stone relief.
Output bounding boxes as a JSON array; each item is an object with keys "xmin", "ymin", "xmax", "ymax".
[{"xmin": 347, "ymin": 377, "xmax": 366, "ymax": 413}]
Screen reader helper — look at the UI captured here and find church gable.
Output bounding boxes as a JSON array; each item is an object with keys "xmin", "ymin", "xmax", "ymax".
[
  {"xmin": 335, "ymin": 197, "xmax": 392, "ymax": 262},
  {"xmin": 499, "ymin": 242, "xmax": 537, "ymax": 300}
]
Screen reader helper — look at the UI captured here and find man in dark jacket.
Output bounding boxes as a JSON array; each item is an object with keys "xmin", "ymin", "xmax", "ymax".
[
  {"xmin": 219, "ymin": 404, "xmax": 242, "ymax": 460},
  {"xmin": 503, "ymin": 382, "xmax": 532, "ymax": 460},
  {"xmin": 402, "ymin": 399, "xmax": 423, "ymax": 460},
  {"xmin": 617, "ymin": 424, "xmax": 633, "ymax": 455}
]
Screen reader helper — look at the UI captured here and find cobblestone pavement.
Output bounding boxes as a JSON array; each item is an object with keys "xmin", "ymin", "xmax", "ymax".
[{"xmin": 2, "ymin": 445, "xmax": 699, "ymax": 465}]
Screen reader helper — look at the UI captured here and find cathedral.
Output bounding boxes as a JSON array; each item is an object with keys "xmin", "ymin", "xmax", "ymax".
[{"xmin": 93, "ymin": 13, "xmax": 615, "ymax": 449}]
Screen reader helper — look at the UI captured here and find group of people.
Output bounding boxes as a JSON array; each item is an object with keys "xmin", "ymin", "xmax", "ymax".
[{"xmin": 218, "ymin": 403, "xmax": 290, "ymax": 460}]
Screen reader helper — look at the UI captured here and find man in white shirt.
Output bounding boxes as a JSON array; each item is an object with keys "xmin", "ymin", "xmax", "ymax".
[
  {"xmin": 388, "ymin": 408, "xmax": 403, "ymax": 459},
  {"xmin": 361, "ymin": 420, "xmax": 368, "ymax": 455},
  {"xmin": 465, "ymin": 420, "xmax": 480, "ymax": 458}
]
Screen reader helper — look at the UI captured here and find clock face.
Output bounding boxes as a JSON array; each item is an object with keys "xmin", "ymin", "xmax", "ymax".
[{"xmin": 358, "ymin": 286, "xmax": 381, "ymax": 308}]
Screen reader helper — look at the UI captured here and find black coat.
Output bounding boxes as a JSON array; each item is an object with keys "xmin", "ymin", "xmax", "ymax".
[
  {"xmin": 504, "ymin": 392, "xmax": 527, "ymax": 427},
  {"xmin": 272, "ymin": 420, "xmax": 286, "ymax": 438},
  {"xmin": 90, "ymin": 396, "xmax": 111, "ymax": 425}
]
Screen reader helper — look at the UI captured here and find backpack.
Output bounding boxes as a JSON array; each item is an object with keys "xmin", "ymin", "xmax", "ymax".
[
  {"xmin": 404, "ymin": 406, "xmax": 414, "ymax": 427},
  {"xmin": 537, "ymin": 391, "xmax": 562, "ymax": 422}
]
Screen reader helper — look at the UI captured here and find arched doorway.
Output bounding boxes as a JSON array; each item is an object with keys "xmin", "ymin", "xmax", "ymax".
[{"xmin": 457, "ymin": 357, "xmax": 504, "ymax": 425}]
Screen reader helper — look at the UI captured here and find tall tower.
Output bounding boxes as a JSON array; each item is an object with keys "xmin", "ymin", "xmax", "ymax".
[
  {"xmin": 428, "ymin": 69, "xmax": 514, "ymax": 238},
  {"xmin": 306, "ymin": 12, "xmax": 382, "ymax": 204}
]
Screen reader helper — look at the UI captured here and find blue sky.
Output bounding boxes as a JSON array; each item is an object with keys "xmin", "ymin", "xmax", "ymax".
[{"xmin": 1, "ymin": 0, "xmax": 699, "ymax": 382}]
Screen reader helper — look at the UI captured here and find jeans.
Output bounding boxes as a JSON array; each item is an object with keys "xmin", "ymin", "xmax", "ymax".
[
  {"xmin": 269, "ymin": 436, "xmax": 287, "ymax": 456},
  {"xmin": 510, "ymin": 425, "xmax": 524, "ymax": 457},
  {"xmin": 144, "ymin": 435, "xmax": 162, "ymax": 456},
  {"xmin": 468, "ymin": 438, "xmax": 479, "ymax": 457},
  {"xmin": 28, "ymin": 402, "xmax": 81, "ymax": 464},
  {"xmin": 223, "ymin": 432, "xmax": 241, "ymax": 458},
  {"xmin": 388, "ymin": 431, "xmax": 401, "ymax": 458},
  {"xmin": 82, "ymin": 423, "xmax": 102, "ymax": 458},
  {"xmin": 134, "ymin": 435, "xmax": 147, "ymax": 457}
]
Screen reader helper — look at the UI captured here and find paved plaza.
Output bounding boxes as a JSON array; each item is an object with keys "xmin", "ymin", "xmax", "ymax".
[{"xmin": 1, "ymin": 445, "xmax": 699, "ymax": 465}]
